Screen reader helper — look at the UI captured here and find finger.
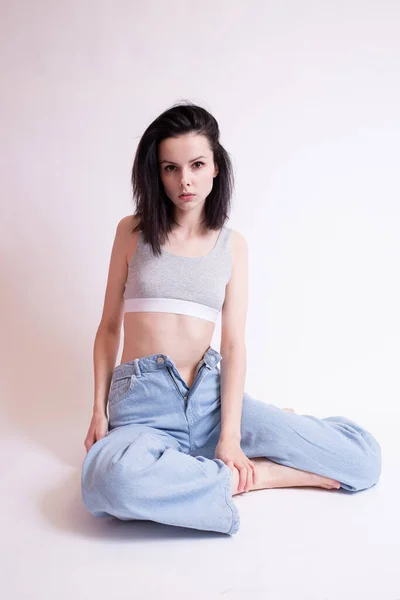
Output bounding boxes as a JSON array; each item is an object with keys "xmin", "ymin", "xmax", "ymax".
[
  {"xmin": 244, "ymin": 466, "xmax": 252, "ymax": 492},
  {"xmin": 227, "ymin": 460, "xmax": 235, "ymax": 473},
  {"xmin": 246, "ymin": 463, "xmax": 254, "ymax": 492},
  {"xmin": 247, "ymin": 463, "xmax": 255, "ymax": 491},
  {"xmin": 238, "ymin": 466, "xmax": 247, "ymax": 492},
  {"xmin": 84, "ymin": 432, "xmax": 95, "ymax": 452},
  {"xmin": 251, "ymin": 461, "xmax": 258, "ymax": 485},
  {"xmin": 226, "ymin": 460, "xmax": 235, "ymax": 473},
  {"xmin": 242, "ymin": 464, "xmax": 249, "ymax": 492}
]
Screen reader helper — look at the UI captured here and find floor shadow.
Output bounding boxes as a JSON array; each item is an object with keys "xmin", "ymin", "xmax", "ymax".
[{"xmin": 39, "ymin": 469, "xmax": 233, "ymax": 541}]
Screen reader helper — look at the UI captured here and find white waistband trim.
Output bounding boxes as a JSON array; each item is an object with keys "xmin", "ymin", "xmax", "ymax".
[{"xmin": 124, "ymin": 297, "xmax": 219, "ymax": 324}]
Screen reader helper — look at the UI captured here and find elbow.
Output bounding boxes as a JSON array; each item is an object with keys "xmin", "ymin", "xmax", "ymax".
[
  {"xmin": 97, "ymin": 322, "xmax": 121, "ymax": 337},
  {"xmin": 220, "ymin": 342, "xmax": 246, "ymax": 360}
]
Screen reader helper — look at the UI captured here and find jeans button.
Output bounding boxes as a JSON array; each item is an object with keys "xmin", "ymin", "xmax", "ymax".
[{"xmin": 157, "ymin": 357, "xmax": 164, "ymax": 364}]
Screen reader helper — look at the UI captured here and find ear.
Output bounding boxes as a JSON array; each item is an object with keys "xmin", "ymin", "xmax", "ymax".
[{"xmin": 214, "ymin": 164, "xmax": 219, "ymax": 177}]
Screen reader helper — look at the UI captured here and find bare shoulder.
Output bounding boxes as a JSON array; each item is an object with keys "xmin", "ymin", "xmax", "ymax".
[
  {"xmin": 117, "ymin": 214, "xmax": 141, "ymax": 264},
  {"xmin": 230, "ymin": 228, "xmax": 248, "ymax": 258},
  {"xmin": 220, "ymin": 228, "xmax": 248, "ymax": 350},
  {"xmin": 117, "ymin": 214, "xmax": 140, "ymax": 235}
]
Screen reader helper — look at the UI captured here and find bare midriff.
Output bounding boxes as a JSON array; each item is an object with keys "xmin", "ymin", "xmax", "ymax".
[
  {"xmin": 120, "ymin": 312, "xmax": 215, "ymax": 389},
  {"xmin": 119, "ymin": 224, "xmax": 226, "ymax": 389}
]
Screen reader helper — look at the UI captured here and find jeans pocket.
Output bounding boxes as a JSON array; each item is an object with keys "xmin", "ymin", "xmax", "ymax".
[{"xmin": 108, "ymin": 373, "xmax": 136, "ymax": 406}]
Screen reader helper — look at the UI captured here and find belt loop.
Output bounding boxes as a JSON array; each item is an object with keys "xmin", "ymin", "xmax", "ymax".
[
  {"xmin": 204, "ymin": 356, "xmax": 214, "ymax": 369},
  {"xmin": 204, "ymin": 349, "xmax": 219, "ymax": 369},
  {"xmin": 133, "ymin": 359, "xmax": 141, "ymax": 377}
]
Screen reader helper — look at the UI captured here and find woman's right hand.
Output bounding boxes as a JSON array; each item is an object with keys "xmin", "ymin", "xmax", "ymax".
[{"xmin": 84, "ymin": 412, "xmax": 109, "ymax": 453}]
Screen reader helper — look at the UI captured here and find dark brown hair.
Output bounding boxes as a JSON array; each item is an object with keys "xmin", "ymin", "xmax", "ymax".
[{"xmin": 130, "ymin": 100, "xmax": 234, "ymax": 256}]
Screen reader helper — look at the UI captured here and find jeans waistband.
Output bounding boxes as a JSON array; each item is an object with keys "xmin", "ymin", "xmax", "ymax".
[{"xmin": 113, "ymin": 345, "xmax": 222, "ymax": 379}]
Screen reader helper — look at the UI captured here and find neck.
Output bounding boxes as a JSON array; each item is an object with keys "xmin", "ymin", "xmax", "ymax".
[{"xmin": 172, "ymin": 212, "xmax": 207, "ymax": 238}]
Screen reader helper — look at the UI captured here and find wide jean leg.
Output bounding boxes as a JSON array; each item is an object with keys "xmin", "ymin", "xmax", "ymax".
[
  {"xmin": 81, "ymin": 346, "xmax": 381, "ymax": 536},
  {"xmin": 81, "ymin": 347, "xmax": 240, "ymax": 535},
  {"xmin": 196, "ymin": 393, "xmax": 382, "ymax": 492}
]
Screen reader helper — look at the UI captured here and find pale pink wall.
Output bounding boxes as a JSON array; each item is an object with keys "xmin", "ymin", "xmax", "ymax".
[{"xmin": 1, "ymin": 1, "xmax": 399, "ymax": 441}]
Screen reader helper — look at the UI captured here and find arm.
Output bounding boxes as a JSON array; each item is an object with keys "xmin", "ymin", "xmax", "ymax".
[
  {"xmin": 219, "ymin": 230, "xmax": 249, "ymax": 441},
  {"xmin": 84, "ymin": 216, "xmax": 133, "ymax": 452},
  {"xmin": 219, "ymin": 345, "xmax": 246, "ymax": 441},
  {"xmin": 93, "ymin": 325, "xmax": 121, "ymax": 416},
  {"xmin": 89, "ymin": 216, "xmax": 132, "ymax": 415},
  {"xmin": 92, "ymin": 217, "xmax": 131, "ymax": 415},
  {"xmin": 85, "ymin": 326, "xmax": 120, "ymax": 453}
]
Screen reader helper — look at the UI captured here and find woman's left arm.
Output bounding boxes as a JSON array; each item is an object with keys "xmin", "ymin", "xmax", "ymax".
[
  {"xmin": 219, "ymin": 345, "xmax": 246, "ymax": 441},
  {"xmin": 219, "ymin": 230, "xmax": 249, "ymax": 439},
  {"xmin": 216, "ymin": 231, "xmax": 257, "ymax": 492}
]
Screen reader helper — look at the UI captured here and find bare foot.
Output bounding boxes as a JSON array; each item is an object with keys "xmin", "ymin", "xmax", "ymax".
[{"xmin": 231, "ymin": 457, "xmax": 341, "ymax": 495}]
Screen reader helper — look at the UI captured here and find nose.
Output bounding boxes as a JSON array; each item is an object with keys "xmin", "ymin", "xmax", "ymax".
[{"xmin": 179, "ymin": 167, "xmax": 191, "ymax": 187}]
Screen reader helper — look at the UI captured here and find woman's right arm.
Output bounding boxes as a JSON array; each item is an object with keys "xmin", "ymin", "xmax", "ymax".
[
  {"xmin": 83, "ymin": 326, "xmax": 121, "ymax": 453},
  {"xmin": 84, "ymin": 216, "xmax": 133, "ymax": 453},
  {"xmin": 93, "ymin": 325, "xmax": 121, "ymax": 417}
]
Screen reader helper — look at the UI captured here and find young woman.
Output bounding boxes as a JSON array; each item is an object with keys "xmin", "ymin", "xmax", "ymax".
[{"xmin": 81, "ymin": 102, "xmax": 381, "ymax": 535}]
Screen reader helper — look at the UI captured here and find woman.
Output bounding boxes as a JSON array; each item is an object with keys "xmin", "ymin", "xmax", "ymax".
[{"xmin": 81, "ymin": 102, "xmax": 381, "ymax": 535}]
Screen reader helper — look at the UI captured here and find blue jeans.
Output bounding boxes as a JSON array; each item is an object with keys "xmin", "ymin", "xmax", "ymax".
[{"xmin": 81, "ymin": 346, "xmax": 381, "ymax": 535}]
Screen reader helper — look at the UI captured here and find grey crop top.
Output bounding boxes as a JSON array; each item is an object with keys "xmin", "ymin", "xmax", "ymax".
[{"xmin": 123, "ymin": 226, "xmax": 233, "ymax": 323}]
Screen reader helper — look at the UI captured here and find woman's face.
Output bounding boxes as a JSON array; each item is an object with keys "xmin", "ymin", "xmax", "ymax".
[{"xmin": 158, "ymin": 133, "xmax": 219, "ymax": 212}]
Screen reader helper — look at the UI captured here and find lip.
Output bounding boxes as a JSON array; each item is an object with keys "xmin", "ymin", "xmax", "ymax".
[{"xmin": 179, "ymin": 194, "xmax": 195, "ymax": 200}]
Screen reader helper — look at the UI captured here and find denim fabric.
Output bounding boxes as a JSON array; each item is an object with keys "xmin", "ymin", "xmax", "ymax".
[{"xmin": 81, "ymin": 346, "xmax": 381, "ymax": 535}]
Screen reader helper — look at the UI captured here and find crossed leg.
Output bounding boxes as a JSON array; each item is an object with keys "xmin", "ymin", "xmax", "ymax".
[
  {"xmin": 231, "ymin": 407, "xmax": 341, "ymax": 495},
  {"xmin": 231, "ymin": 456, "xmax": 341, "ymax": 495},
  {"xmin": 202, "ymin": 394, "xmax": 381, "ymax": 496}
]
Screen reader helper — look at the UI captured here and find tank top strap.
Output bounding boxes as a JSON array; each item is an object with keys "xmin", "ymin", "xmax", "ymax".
[
  {"xmin": 135, "ymin": 229, "xmax": 152, "ymax": 258},
  {"xmin": 212, "ymin": 226, "xmax": 232, "ymax": 257}
]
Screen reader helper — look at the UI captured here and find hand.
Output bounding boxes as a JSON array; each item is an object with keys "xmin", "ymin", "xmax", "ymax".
[
  {"xmin": 215, "ymin": 437, "xmax": 258, "ymax": 493},
  {"xmin": 84, "ymin": 412, "xmax": 108, "ymax": 453}
]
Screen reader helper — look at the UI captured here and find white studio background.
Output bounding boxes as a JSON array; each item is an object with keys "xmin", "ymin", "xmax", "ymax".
[
  {"xmin": 1, "ymin": 3, "xmax": 399, "ymax": 598},
  {"xmin": 1, "ymin": 1, "xmax": 399, "ymax": 458},
  {"xmin": 1, "ymin": 1, "xmax": 399, "ymax": 459}
]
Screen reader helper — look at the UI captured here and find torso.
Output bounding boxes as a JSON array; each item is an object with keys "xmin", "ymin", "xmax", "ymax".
[{"xmin": 119, "ymin": 221, "xmax": 235, "ymax": 388}]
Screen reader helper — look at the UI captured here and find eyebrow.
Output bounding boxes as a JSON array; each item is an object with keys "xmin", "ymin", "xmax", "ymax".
[{"xmin": 159, "ymin": 155, "xmax": 207, "ymax": 165}]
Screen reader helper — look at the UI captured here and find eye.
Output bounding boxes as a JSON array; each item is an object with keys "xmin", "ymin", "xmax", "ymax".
[{"xmin": 163, "ymin": 161, "xmax": 205, "ymax": 172}]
